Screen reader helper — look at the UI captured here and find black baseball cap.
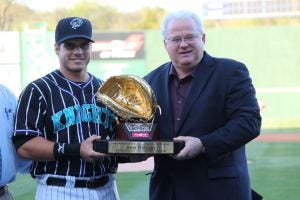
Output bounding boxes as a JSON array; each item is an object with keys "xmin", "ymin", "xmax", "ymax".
[{"xmin": 55, "ymin": 17, "xmax": 94, "ymax": 44}]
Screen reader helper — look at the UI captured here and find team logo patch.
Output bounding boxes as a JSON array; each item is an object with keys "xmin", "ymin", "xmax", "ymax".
[{"xmin": 70, "ymin": 17, "xmax": 83, "ymax": 29}]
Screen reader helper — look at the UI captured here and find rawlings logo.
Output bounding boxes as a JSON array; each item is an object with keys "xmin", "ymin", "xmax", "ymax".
[{"xmin": 70, "ymin": 17, "xmax": 83, "ymax": 29}]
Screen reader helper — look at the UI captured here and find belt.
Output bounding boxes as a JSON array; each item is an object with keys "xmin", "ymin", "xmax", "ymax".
[
  {"xmin": 0, "ymin": 186, "xmax": 6, "ymax": 197},
  {"xmin": 46, "ymin": 175, "xmax": 109, "ymax": 188}
]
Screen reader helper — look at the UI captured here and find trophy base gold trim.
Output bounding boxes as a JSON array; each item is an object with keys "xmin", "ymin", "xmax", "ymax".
[{"xmin": 93, "ymin": 140, "xmax": 184, "ymax": 155}]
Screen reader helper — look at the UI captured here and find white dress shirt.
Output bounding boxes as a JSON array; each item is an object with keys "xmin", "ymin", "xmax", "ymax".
[{"xmin": 0, "ymin": 84, "xmax": 31, "ymax": 186}]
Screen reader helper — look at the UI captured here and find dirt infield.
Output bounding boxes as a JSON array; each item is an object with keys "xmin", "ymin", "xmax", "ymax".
[
  {"xmin": 118, "ymin": 157, "xmax": 154, "ymax": 172},
  {"xmin": 118, "ymin": 133, "xmax": 300, "ymax": 172},
  {"xmin": 255, "ymin": 133, "xmax": 300, "ymax": 142}
]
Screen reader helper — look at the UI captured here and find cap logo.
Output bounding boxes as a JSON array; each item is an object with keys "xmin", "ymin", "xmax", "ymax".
[{"xmin": 70, "ymin": 17, "xmax": 83, "ymax": 29}]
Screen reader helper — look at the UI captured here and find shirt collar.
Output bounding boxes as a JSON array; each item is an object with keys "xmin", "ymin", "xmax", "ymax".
[{"xmin": 169, "ymin": 63, "xmax": 197, "ymax": 80}]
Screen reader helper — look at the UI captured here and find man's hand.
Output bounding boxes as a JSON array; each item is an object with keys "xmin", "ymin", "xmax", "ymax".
[
  {"xmin": 80, "ymin": 135, "xmax": 107, "ymax": 163},
  {"xmin": 173, "ymin": 136, "xmax": 204, "ymax": 160}
]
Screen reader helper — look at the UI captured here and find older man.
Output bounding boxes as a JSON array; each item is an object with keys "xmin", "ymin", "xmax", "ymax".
[{"xmin": 144, "ymin": 10, "xmax": 262, "ymax": 200}]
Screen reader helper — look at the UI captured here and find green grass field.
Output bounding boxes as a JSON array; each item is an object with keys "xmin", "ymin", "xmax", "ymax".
[
  {"xmin": 8, "ymin": 172, "xmax": 151, "ymax": 200},
  {"xmin": 8, "ymin": 135, "xmax": 300, "ymax": 200},
  {"xmin": 247, "ymin": 142, "xmax": 300, "ymax": 200}
]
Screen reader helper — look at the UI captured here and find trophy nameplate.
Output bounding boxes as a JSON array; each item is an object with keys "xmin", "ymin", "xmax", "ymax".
[{"xmin": 93, "ymin": 140, "xmax": 184, "ymax": 155}]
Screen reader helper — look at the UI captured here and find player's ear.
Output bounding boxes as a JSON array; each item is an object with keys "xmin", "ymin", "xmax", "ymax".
[{"xmin": 54, "ymin": 43, "xmax": 60, "ymax": 55}]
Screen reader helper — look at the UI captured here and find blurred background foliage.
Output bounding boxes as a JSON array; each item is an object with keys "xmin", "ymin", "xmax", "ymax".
[{"xmin": 1, "ymin": 0, "xmax": 300, "ymax": 32}]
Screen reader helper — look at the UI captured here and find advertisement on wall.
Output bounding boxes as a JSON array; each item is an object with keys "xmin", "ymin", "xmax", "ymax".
[
  {"xmin": 89, "ymin": 32, "xmax": 147, "ymax": 80},
  {"xmin": 92, "ymin": 32, "xmax": 145, "ymax": 60}
]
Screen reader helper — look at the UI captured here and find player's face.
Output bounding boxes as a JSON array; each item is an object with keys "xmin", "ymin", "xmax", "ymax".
[
  {"xmin": 55, "ymin": 39, "xmax": 92, "ymax": 74},
  {"xmin": 164, "ymin": 18, "xmax": 205, "ymax": 71}
]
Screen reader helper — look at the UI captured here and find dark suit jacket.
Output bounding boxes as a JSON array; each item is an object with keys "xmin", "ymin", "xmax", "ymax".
[{"xmin": 144, "ymin": 52, "xmax": 261, "ymax": 200}]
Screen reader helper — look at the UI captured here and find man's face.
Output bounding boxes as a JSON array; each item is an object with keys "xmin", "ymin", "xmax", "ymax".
[
  {"xmin": 55, "ymin": 38, "xmax": 92, "ymax": 74},
  {"xmin": 164, "ymin": 18, "xmax": 205, "ymax": 70}
]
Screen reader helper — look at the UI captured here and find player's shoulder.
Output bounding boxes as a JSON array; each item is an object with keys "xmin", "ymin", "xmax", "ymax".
[
  {"xmin": 0, "ymin": 83, "xmax": 13, "ymax": 94},
  {"xmin": 0, "ymin": 84, "xmax": 16, "ymax": 100},
  {"xmin": 90, "ymin": 74, "xmax": 104, "ymax": 87},
  {"xmin": 21, "ymin": 72, "xmax": 55, "ymax": 95},
  {"xmin": 24, "ymin": 76, "xmax": 47, "ymax": 90}
]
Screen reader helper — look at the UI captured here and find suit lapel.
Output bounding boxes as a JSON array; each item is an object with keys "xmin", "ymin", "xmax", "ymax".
[{"xmin": 176, "ymin": 53, "xmax": 215, "ymax": 135}]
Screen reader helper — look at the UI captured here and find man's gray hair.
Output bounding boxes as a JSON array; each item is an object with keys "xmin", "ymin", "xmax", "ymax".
[{"xmin": 160, "ymin": 10, "xmax": 204, "ymax": 40}]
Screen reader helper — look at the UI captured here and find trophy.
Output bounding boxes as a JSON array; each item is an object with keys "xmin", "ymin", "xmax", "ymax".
[{"xmin": 93, "ymin": 75, "xmax": 184, "ymax": 155}]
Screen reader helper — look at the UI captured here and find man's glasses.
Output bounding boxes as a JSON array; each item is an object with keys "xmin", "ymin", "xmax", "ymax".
[
  {"xmin": 165, "ymin": 34, "xmax": 201, "ymax": 45},
  {"xmin": 63, "ymin": 41, "xmax": 91, "ymax": 51}
]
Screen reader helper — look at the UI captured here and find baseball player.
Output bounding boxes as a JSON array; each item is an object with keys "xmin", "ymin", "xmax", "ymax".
[{"xmin": 13, "ymin": 17, "xmax": 120, "ymax": 200}]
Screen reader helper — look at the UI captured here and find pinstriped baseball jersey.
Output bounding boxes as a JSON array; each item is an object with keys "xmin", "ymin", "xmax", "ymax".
[{"xmin": 14, "ymin": 70, "xmax": 117, "ymax": 178}]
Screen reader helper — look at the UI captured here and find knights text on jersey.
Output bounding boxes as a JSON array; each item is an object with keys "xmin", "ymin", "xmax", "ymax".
[{"xmin": 14, "ymin": 70, "xmax": 117, "ymax": 178}]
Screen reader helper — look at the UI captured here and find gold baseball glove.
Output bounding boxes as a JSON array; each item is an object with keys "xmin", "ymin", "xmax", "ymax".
[{"xmin": 97, "ymin": 75, "xmax": 158, "ymax": 122}]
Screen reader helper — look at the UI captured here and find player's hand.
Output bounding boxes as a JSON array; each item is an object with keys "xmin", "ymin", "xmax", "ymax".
[
  {"xmin": 172, "ymin": 136, "xmax": 204, "ymax": 160},
  {"xmin": 80, "ymin": 135, "xmax": 107, "ymax": 163}
]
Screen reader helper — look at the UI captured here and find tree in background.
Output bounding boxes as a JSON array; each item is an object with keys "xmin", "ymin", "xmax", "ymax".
[
  {"xmin": 0, "ymin": 0, "xmax": 47, "ymax": 31},
  {"xmin": 129, "ymin": 7, "xmax": 165, "ymax": 30},
  {"xmin": 1, "ymin": 0, "xmax": 299, "ymax": 32},
  {"xmin": 55, "ymin": 2, "xmax": 122, "ymax": 31},
  {"xmin": 0, "ymin": 0, "xmax": 167, "ymax": 32},
  {"xmin": 0, "ymin": 0, "xmax": 14, "ymax": 30}
]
